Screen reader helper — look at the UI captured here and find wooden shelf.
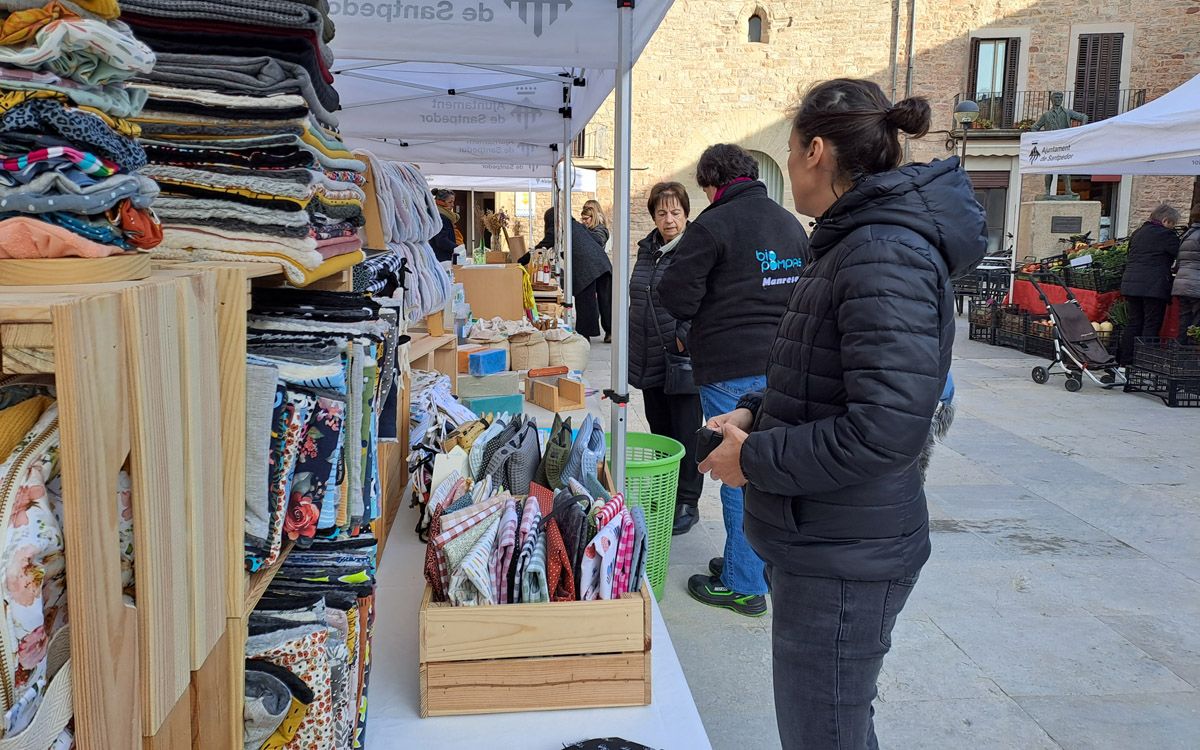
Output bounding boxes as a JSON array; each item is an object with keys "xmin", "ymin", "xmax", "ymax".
[
  {"xmin": 408, "ymin": 332, "xmax": 456, "ymax": 362},
  {"xmin": 244, "ymin": 542, "xmax": 294, "ymax": 617}
]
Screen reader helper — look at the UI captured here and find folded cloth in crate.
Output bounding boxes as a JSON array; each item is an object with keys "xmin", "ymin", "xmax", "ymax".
[
  {"xmin": 447, "ymin": 514, "xmax": 501, "ymax": 607},
  {"xmin": 611, "ymin": 506, "xmax": 636, "ymax": 599},
  {"xmin": 546, "ymin": 489, "xmax": 590, "ymax": 593},
  {"xmin": 0, "ymin": 171, "xmax": 158, "ymax": 214},
  {"xmin": 511, "ymin": 494, "xmax": 543, "ymax": 603},
  {"xmin": 137, "ymin": 51, "xmax": 339, "ymax": 122},
  {"xmin": 427, "ymin": 493, "xmax": 504, "ymax": 599},
  {"xmin": 580, "ymin": 509, "xmax": 625, "ymax": 601},
  {"xmin": 544, "ymin": 518, "xmax": 576, "ymax": 601},
  {"xmin": 629, "ymin": 505, "xmax": 648, "ymax": 593},
  {"xmin": 0, "ymin": 18, "xmax": 155, "ymax": 85},
  {"xmin": 0, "ymin": 215, "xmax": 123, "ymax": 258},
  {"xmin": 520, "ymin": 530, "xmax": 550, "ymax": 604},
  {"xmin": 0, "ymin": 99, "xmax": 147, "ymax": 169},
  {"xmin": 561, "ymin": 413, "xmax": 606, "ymax": 487},
  {"xmin": 244, "ymin": 659, "xmax": 313, "ymax": 750},
  {"xmin": 488, "ymin": 493, "xmax": 520, "ymax": 604},
  {"xmin": 535, "ymin": 414, "xmax": 573, "ymax": 490}
]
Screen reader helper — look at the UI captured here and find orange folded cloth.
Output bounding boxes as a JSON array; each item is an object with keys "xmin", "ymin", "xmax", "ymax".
[
  {"xmin": 0, "ymin": 2, "xmax": 79, "ymax": 46},
  {"xmin": 0, "ymin": 216, "xmax": 120, "ymax": 258}
]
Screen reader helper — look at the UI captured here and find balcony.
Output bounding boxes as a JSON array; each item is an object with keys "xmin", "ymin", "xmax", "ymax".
[
  {"xmin": 571, "ymin": 124, "xmax": 611, "ymax": 169},
  {"xmin": 952, "ymin": 89, "xmax": 1146, "ymax": 132}
]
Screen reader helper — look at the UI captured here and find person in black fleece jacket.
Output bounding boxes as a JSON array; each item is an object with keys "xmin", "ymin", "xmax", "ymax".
[
  {"xmin": 698, "ymin": 79, "xmax": 986, "ymax": 749},
  {"xmin": 657, "ymin": 143, "xmax": 809, "ymax": 615}
]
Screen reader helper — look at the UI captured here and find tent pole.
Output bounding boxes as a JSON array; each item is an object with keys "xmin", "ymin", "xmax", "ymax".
[
  {"xmin": 610, "ymin": 0, "xmax": 635, "ymax": 494},
  {"xmin": 563, "ymin": 118, "xmax": 575, "ymax": 308}
]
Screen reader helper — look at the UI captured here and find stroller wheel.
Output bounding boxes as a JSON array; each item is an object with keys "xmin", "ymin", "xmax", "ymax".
[
  {"xmin": 1031, "ymin": 366, "xmax": 1050, "ymax": 384},
  {"xmin": 1064, "ymin": 376, "xmax": 1082, "ymax": 392}
]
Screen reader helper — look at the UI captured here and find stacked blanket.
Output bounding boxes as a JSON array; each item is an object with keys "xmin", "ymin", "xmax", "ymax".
[
  {"xmin": 0, "ymin": 1, "xmax": 162, "ymax": 259},
  {"xmin": 122, "ymin": 0, "xmax": 367, "ymax": 285}
]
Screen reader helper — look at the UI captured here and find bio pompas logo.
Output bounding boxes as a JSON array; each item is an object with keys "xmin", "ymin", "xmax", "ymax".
[{"xmin": 756, "ymin": 250, "xmax": 803, "ymax": 273}]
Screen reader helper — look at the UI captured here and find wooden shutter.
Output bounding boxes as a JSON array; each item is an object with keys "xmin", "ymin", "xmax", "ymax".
[
  {"xmin": 1001, "ymin": 37, "xmax": 1020, "ymax": 127},
  {"xmin": 1075, "ymin": 33, "xmax": 1123, "ymax": 121},
  {"xmin": 966, "ymin": 38, "xmax": 982, "ymax": 98}
]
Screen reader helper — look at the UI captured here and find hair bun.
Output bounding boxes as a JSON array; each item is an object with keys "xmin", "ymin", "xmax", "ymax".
[{"xmin": 885, "ymin": 97, "xmax": 932, "ymax": 138}]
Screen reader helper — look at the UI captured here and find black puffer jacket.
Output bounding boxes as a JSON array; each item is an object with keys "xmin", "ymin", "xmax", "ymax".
[
  {"xmin": 1171, "ymin": 224, "xmax": 1200, "ymax": 299},
  {"xmin": 1121, "ymin": 221, "xmax": 1180, "ymax": 300},
  {"xmin": 737, "ymin": 158, "xmax": 987, "ymax": 581},
  {"xmin": 657, "ymin": 181, "xmax": 809, "ymax": 385},
  {"xmin": 629, "ymin": 229, "xmax": 691, "ymax": 390}
]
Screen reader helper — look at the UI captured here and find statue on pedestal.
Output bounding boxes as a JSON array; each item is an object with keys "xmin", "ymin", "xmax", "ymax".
[{"xmin": 1033, "ymin": 92, "xmax": 1088, "ymax": 199}]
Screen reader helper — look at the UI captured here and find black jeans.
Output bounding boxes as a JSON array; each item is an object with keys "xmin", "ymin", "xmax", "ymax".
[
  {"xmin": 574, "ymin": 273, "xmax": 613, "ymax": 339},
  {"xmin": 1177, "ymin": 296, "xmax": 1200, "ymax": 344},
  {"xmin": 1120, "ymin": 295, "xmax": 1168, "ymax": 364},
  {"xmin": 767, "ymin": 566, "xmax": 920, "ymax": 750},
  {"xmin": 640, "ymin": 386, "xmax": 703, "ymax": 509}
]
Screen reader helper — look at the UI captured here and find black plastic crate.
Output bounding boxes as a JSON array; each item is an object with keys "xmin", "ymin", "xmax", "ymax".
[
  {"xmin": 1133, "ymin": 338, "xmax": 1200, "ymax": 378},
  {"xmin": 1095, "ymin": 325, "xmax": 1123, "ymax": 353},
  {"xmin": 1066, "ymin": 265, "xmax": 1124, "ymax": 293},
  {"xmin": 967, "ymin": 298, "xmax": 997, "ymax": 344},
  {"xmin": 1124, "ymin": 367, "xmax": 1200, "ymax": 408}
]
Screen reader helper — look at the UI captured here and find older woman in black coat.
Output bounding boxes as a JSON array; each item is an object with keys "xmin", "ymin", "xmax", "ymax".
[
  {"xmin": 536, "ymin": 208, "xmax": 612, "ymax": 340},
  {"xmin": 628, "ymin": 182, "xmax": 703, "ymax": 535},
  {"xmin": 1119, "ymin": 203, "xmax": 1181, "ymax": 363}
]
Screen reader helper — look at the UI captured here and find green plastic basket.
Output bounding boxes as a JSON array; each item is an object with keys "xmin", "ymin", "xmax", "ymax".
[{"xmin": 607, "ymin": 431, "xmax": 684, "ymax": 600}]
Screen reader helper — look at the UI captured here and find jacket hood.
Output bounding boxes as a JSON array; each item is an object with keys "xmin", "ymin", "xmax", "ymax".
[{"xmin": 810, "ymin": 158, "xmax": 987, "ymax": 278}]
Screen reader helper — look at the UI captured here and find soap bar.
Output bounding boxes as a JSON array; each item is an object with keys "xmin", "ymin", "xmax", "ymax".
[
  {"xmin": 468, "ymin": 348, "xmax": 507, "ymax": 376},
  {"xmin": 457, "ymin": 345, "xmax": 485, "ymax": 374},
  {"xmin": 462, "ymin": 393, "xmax": 524, "ymax": 417}
]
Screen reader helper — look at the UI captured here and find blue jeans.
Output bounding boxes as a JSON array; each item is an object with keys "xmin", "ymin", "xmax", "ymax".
[
  {"xmin": 767, "ymin": 565, "xmax": 920, "ymax": 749},
  {"xmin": 699, "ymin": 375, "xmax": 768, "ymax": 595}
]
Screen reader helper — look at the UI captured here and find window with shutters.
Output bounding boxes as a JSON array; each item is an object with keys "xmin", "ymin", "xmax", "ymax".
[
  {"xmin": 1074, "ymin": 33, "xmax": 1123, "ymax": 122},
  {"xmin": 967, "ymin": 38, "xmax": 1020, "ymax": 127},
  {"xmin": 749, "ymin": 150, "xmax": 785, "ymax": 206}
]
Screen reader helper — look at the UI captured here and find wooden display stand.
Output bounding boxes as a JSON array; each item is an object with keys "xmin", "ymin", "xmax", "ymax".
[
  {"xmin": 526, "ymin": 374, "xmax": 586, "ymax": 412},
  {"xmin": 0, "ymin": 269, "xmax": 225, "ymax": 748},
  {"xmin": 418, "ymin": 585, "xmax": 652, "ymax": 717}
]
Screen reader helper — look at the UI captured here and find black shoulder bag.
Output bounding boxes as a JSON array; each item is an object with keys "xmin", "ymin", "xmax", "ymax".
[{"xmin": 645, "ymin": 275, "xmax": 698, "ymax": 395}]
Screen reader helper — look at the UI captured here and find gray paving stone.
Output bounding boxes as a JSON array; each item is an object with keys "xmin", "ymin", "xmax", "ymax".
[
  {"xmin": 1016, "ymin": 693, "xmax": 1200, "ymax": 750},
  {"xmin": 931, "ymin": 612, "xmax": 1194, "ymax": 697},
  {"xmin": 877, "ymin": 618, "xmax": 1006, "ymax": 703},
  {"xmin": 1097, "ymin": 614, "xmax": 1200, "ymax": 689},
  {"xmin": 873, "ymin": 697, "xmax": 1062, "ymax": 750}
]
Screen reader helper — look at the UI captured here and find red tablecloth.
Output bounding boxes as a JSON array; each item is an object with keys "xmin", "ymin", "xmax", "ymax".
[{"xmin": 1010, "ymin": 280, "xmax": 1180, "ymax": 338}]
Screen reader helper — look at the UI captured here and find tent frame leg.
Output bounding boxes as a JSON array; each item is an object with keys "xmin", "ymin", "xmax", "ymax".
[{"xmin": 609, "ymin": 0, "xmax": 635, "ymax": 493}]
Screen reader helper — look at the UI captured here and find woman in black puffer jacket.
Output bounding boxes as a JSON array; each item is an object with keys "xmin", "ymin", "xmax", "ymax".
[
  {"xmin": 698, "ymin": 79, "xmax": 986, "ymax": 749},
  {"xmin": 628, "ymin": 182, "xmax": 704, "ymax": 536},
  {"xmin": 1171, "ymin": 203, "xmax": 1200, "ymax": 344}
]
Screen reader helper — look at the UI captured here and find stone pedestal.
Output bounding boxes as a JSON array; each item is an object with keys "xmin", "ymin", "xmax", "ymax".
[{"xmin": 1017, "ymin": 200, "xmax": 1102, "ymax": 261}]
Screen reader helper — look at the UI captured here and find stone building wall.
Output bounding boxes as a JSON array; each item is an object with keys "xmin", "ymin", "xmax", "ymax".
[{"xmin": 575, "ymin": 0, "xmax": 1198, "ymax": 252}]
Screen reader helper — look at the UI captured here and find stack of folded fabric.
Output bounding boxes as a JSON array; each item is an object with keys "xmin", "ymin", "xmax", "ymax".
[
  {"xmin": 421, "ymin": 411, "xmax": 649, "ymax": 606},
  {"xmin": 0, "ymin": 0, "xmax": 163, "ymax": 261},
  {"xmin": 243, "ymin": 287, "xmax": 406, "ymax": 571},
  {"xmin": 247, "ymin": 535, "xmax": 377, "ymax": 749},
  {"xmin": 357, "ymin": 151, "xmax": 452, "ymax": 321},
  {"xmin": 119, "ymin": 0, "xmax": 369, "ymax": 286}
]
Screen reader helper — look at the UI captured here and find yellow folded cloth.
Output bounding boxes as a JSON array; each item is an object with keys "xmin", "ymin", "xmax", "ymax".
[{"xmin": 0, "ymin": 396, "xmax": 54, "ymax": 460}]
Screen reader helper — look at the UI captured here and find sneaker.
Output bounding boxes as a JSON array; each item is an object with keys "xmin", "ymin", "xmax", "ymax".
[
  {"xmin": 603, "ymin": 334, "xmax": 612, "ymax": 344},
  {"xmin": 708, "ymin": 557, "xmax": 724, "ymax": 578},
  {"xmin": 687, "ymin": 574, "xmax": 767, "ymax": 617},
  {"xmin": 672, "ymin": 505, "xmax": 699, "ymax": 536}
]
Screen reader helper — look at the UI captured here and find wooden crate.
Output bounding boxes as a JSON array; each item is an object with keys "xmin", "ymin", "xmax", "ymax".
[
  {"xmin": 418, "ymin": 585, "xmax": 652, "ymax": 717},
  {"xmin": 0, "ymin": 271, "xmax": 224, "ymax": 747}
]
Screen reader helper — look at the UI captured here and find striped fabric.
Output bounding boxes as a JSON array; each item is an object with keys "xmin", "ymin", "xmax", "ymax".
[
  {"xmin": 579, "ymin": 512, "xmax": 623, "ymax": 601},
  {"xmin": 520, "ymin": 531, "xmax": 549, "ymax": 604},
  {"xmin": 430, "ymin": 494, "xmax": 504, "ymax": 594},
  {"xmin": 513, "ymin": 498, "xmax": 543, "ymax": 603},
  {"xmin": 489, "ymin": 494, "xmax": 520, "ymax": 604},
  {"xmin": 0, "ymin": 145, "xmax": 121, "ymax": 177},
  {"xmin": 595, "ymin": 493, "xmax": 625, "ymax": 530}
]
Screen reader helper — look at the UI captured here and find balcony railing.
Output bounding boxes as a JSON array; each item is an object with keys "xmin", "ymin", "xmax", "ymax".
[
  {"xmin": 953, "ymin": 89, "xmax": 1146, "ymax": 130},
  {"xmin": 571, "ymin": 124, "xmax": 610, "ymax": 162}
]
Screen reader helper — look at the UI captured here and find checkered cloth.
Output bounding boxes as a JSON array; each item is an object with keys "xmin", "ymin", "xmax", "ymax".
[
  {"xmin": 504, "ymin": 421, "xmax": 542, "ymax": 496},
  {"xmin": 489, "ymin": 494, "xmax": 520, "ymax": 604},
  {"xmin": 429, "ymin": 494, "xmax": 504, "ymax": 596},
  {"xmin": 611, "ymin": 507, "xmax": 636, "ymax": 598},
  {"xmin": 520, "ymin": 530, "xmax": 549, "ymax": 604},
  {"xmin": 513, "ymin": 497, "xmax": 543, "ymax": 603},
  {"xmin": 595, "ymin": 493, "xmax": 625, "ymax": 530},
  {"xmin": 628, "ymin": 505, "xmax": 648, "ymax": 593},
  {"xmin": 447, "ymin": 514, "xmax": 501, "ymax": 606}
]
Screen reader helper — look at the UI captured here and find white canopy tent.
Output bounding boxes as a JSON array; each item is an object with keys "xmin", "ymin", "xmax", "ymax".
[
  {"xmin": 424, "ymin": 167, "xmax": 597, "ymax": 193},
  {"xmin": 328, "ymin": 0, "xmax": 676, "ymax": 489},
  {"xmin": 1020, "ymin": 73, "xmax": 1200, "ymax": 176}
]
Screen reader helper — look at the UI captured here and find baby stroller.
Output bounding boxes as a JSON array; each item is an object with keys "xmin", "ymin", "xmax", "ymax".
[{"xmin": 1026, "ymin": 272, "xmax": 1126, "ymax": 392}]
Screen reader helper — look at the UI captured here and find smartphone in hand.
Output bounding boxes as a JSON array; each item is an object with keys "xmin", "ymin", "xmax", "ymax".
[{"xmin": 695, "ymin": 427, "xmax": 723, "ymax": 464}]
